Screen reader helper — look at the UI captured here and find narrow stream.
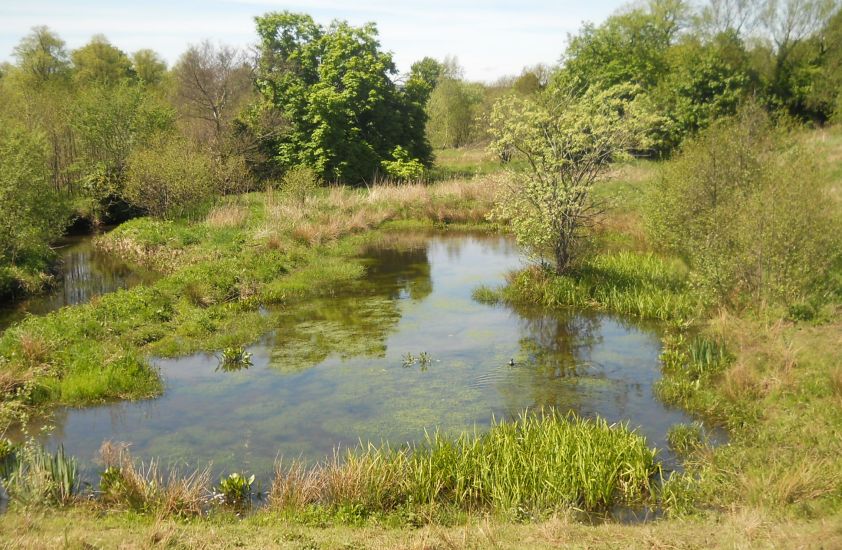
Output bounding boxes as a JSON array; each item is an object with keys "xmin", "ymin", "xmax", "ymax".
[
  {"xmin": 0, "ymin": 233, "xmax": 158, "ymax": 332},
  {"xmin": 16, "ymin": 232, "xmax": 696, "ymax": 488}
]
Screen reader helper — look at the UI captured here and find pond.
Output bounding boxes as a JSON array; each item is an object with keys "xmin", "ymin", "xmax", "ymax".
[
  {"xmin": 18, "ymin": 232, "xmax": 696, "ymax": 486},
  {"xmin": 0, "ymin": 233, "xmax": 158, "ymax": 332}
]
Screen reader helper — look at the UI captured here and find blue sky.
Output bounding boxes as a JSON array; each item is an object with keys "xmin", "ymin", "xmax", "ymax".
[{"xmin": 0, "ymin": 1, "xmax": 627, "ymax": 82}]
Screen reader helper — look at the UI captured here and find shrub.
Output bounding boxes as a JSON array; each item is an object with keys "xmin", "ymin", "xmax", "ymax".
[
  {"xmin": 123, "ymin": 138, "xmax": 216, "ymax": 219},
  {"xmin": 646, "ymin": 104, "xmax": 841, "ymax": 307},
  {"xmin": 281, "ymin": 166, "xmax": 320, "ymax": 206},
  {"xmin": 381, "ymin": 146, "xmax": 425, "ymax": 182},
  {"xmin": 214, "ymin": 472, "xmax": 255, "ymax": 509}
]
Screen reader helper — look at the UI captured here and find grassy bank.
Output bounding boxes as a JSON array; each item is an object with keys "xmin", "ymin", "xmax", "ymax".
[
  {"xmin": 0, "ymin": 414, "xmax": 659, "ymax": 525},
  {"xmin": 4, "ymin": 506, "xmax": 842, "ymax": 549},
  {"xmin": 0, "ymin": 177, "xmax": 500, "ymax": 428}
]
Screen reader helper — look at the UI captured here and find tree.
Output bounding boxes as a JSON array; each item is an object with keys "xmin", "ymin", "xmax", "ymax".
[
  {"xmin": 70, "ymin": 82, "xmax": 175, "ymax": 209},
  {"xmin": 646, "ymin": 104, "xmax": 839, "ymax": 304},
  {"xmin": 0, "ymin": 125, "xmax": 69, "ymax": 264},
  {"xmin": 71, "ymin": 35, "xmax": 133, "ymax": 86},
  {"xmin": 172, "ymin": 41, "xmax": 253, "ymax": 156},
  {"xmin": 131, "ymin": 49, "xmax": 167, "ymax": 85},
  {"xmin": 489, "ymin": 85, "xmax": 651, "ymax": 274},
  {"xmin": 426, "ymin": 77, "xmax": 483, "ymax": 148},
  {"xmin": 254, "ymin": 11, "xmax": 432, "ymax": 182},
  {"xmin": 653, "ymin": 31, "xmax": 753, "ymax": 148},
  {"xmin": 12, "ymin": 26, "xmax": 70, "ymax": 85}
]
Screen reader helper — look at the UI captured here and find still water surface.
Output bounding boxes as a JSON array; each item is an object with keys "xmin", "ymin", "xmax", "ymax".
[
  {"xmin": 0, "ymin": 234, "xmax": 157, "ymax": 331},
  {"xmin": 24, "ymin": 233, "xmax": 693, "ymax": 481}
]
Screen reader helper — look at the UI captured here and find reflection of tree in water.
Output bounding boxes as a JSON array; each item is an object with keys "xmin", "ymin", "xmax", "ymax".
[
  {"xmin": 269, "ymin": 241, "xmax": 432, "ymax": 370},
  {"xmin": 362, "ymin": 243, "xmax": 432, "ymax": 301},
  {"xmin": 497, "ymin": 305, "xmax": 604, "ymax": 415}
]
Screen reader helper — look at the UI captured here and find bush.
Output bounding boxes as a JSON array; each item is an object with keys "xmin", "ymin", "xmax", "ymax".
[
  {"xmin": 123, "ymin": 139, "xmax": 216, "ymax": 219},
  {"xmin": 0, "ymin": 125, "xmax": 69, "ymax": 265},
  {"xmin": 647, "ymin": 104, "xmax": 841, "ymax": 307},
  {"xmin": 281, "ymin": 166, "xmax": 320, "ymax": 206},
  {"xmin": 380, "ymin": 146, "xmax": 425, "ymax": 182}
]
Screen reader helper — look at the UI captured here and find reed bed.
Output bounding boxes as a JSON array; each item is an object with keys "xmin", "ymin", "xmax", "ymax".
[{"xmin": 270, "ymin": 413, "xmax": 659, "ymax": 516}]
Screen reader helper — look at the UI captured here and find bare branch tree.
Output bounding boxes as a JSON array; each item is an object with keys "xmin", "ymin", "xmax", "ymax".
[{"xmin": 172, "ymin": 41, "xmax": 253, "ymax": 157}]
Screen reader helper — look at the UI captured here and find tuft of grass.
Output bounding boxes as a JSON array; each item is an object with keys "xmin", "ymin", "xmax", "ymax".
[
  {"xmin": 666, "ymin": 422, "xmax": 706, "ymax": 457},
  {"xmin": 98, "ymin": 441, "xmax": 209, "ymax": 518},
  {"xmin": 3, "ymin": 440, "xmax": 78, "ymax": 507},
  {"xmin": 205, "ymin": 203, "xmax": 249, "ymax": 228}
]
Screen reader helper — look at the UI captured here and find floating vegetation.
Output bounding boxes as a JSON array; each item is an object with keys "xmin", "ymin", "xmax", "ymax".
[{"xmin": 402, "ymin": 351, "xmax": 434, "ymax": 370}]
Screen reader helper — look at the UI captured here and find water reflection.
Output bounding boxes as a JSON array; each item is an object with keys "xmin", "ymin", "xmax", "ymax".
[
  {"xmin": 21, "ymin": 232, "xmax": 695, "ymax": 483},
  {"xmin": 0, "ymin": 234, "xmax": 158, "ymax": 331}
]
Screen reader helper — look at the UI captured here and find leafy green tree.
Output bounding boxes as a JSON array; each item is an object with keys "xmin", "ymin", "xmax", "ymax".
[
  {"xmin": 0, "ymin": 125, "xmax": 69, "ymax": 264},
  {"xmin": 71, "ymin": 81, "xmax": 175, "ymax": 197},
  {"xmin": 254, "ymin": 11, "xmax": 431, "ymax": 182},
  {"xmin": 71, "ymin": 35, "xmax": 134, "ymax": 86},
  {"xmin": 489, "ymin": 85, "xmax": 652, "ymax": 274},
  {"xmin": 12, "ymin": 26, "xmax": 70, "ymax": 85},
  {"xmin": 131, "ymin": 49, "xmax": 167, "ymax": 85},
  {"xmin": 653, "ymin": 31, "xmax": 753, "ymax": 148},
  {"xmin": 426, "ymin": 77, "xmax": 483, "ymax": 148},
  {"xmin": 555, "ymin": 5, "xmax": 682, "ymax": 92}
]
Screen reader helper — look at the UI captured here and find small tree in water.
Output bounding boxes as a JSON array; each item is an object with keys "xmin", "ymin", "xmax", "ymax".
[{"xmin": 489, "ymin": 84, "xmax": 651, "ymax": 274}]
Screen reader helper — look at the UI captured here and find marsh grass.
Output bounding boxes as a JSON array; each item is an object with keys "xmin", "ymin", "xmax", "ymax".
[
  {"xmin": 98, "ymin": 441, "xmax": 209, "ymax": 518},
  {"xmin": 3, "ymin": 440, "xmax": 77, "ymax": 507},
  {"xmin": 496, "ymin": 252, "xmax": 697, "ymax": 322},
  {"xmin": 270, "ymin": 413, "xmax": 659, "ymax": 517}
]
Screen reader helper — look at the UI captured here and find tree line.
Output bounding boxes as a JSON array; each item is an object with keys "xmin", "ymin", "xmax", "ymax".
[{"xmin": 2, "ymin": 1, "xmax": 842, "ymax": 299}]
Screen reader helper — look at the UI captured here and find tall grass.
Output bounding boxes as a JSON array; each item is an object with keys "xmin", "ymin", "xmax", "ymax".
[
  {"xmin": 3, "ymin": 440, "xmax": 78, "ymax": 506},
  {"xmin": 97, "ymin": 441, "xmax": 209, "ymax": 518},
  {"xmin": 271, "ymin": 413, "xmax": 659, "ymax": 516},
  {"xmin": 497, "ymin": 251, "xmax": 698, "ymax": 322}
]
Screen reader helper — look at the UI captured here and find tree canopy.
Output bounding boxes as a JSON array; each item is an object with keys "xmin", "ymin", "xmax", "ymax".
[{"xmin": 254, "ymin": 12, "xmax": 432, "ymax": 182}]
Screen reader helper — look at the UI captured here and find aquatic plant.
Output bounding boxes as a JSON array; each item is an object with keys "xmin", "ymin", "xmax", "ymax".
[
  {"xmin": 4, "ymin": 440, "xmax": 77, "ymax": 506},
  {"xmin": 218, "ymin": 346, "xmax": 253, "ymax": 372},
  {"xmin": 666, "ymin": 422, "xmax": 706, "ymax": 456},
  {"xmin": 215, "ymin": 472, "xmax": 255, "ymax": 509},
  {"xmin": 401, "ymin": 352, "xmax": 416, "ymax": 368},
  {"xmin": 270, "ymin": 412, "xmax": 659, "ymax": 516}
]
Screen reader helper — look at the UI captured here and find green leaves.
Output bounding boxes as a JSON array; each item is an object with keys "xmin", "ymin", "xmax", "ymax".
[
  {"xmin": 254, "ymin": 11, "xmax": 431, "ymax": 182},
  {"xmin": 489, "ymin": 84, "xmax": 648, "ymax": 273}
]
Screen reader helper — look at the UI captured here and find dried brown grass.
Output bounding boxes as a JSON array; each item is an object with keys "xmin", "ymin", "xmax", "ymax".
[
  {"xmin": 205, "ymin": 203, "xmax": 249, "ymax": 228},
  {"xmin": 98, "ymin": 441, "xmax": 210, "ymax": 518},
  {"xmin": 260, "ymin": 177, "xmax": 500, "ymax": 247}
]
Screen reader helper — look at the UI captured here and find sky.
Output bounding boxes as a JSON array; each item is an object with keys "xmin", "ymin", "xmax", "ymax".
[{"xmin": 0, "ymin": 0, "xmax": 627, "ymax": 82}]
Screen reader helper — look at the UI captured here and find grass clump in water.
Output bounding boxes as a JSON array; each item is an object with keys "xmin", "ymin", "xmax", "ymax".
[
  {"xmin": 499, "ymin": 252, "xmax": 698, "ymax": 322},
  {"xmin": 271, "ymin": 412, "xmax": 659, "ymax": 517}
]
